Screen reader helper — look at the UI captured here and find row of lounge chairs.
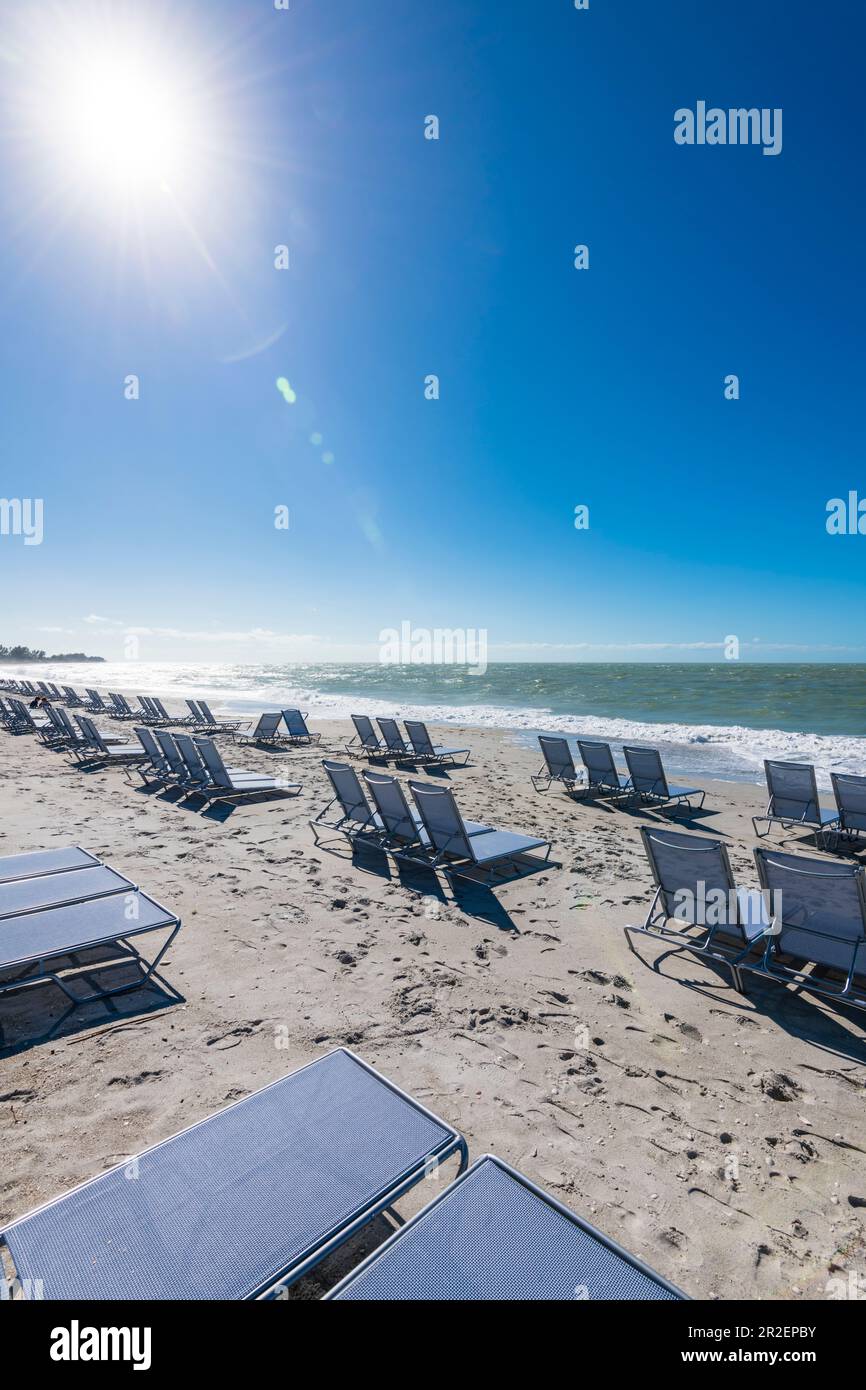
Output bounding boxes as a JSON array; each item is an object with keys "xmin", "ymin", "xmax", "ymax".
[
  {"xmin": 629, "ymin": 826, "xmax": 866, "ymax": 1010},
  {"xmin": 234, "ymin": 709, "xmax": 321, "ymax": 746},
  {"xmin": 313, "ymin": 760, "xmax": 552, "ymax": 879},
  {"xmin": 0, "ymin": 844, "xmax": 180, "ymax": 1008},
  {"xmin": 534, "ymin": 735, "xmax": 705, "ymax": 812},
  {"xmin": 347, "ymin": 714, "xmax": 470, "ymax": 767},
  {"xmin": 0, "ymin": 1045, "xmax": 685, "ymax": 1300}
]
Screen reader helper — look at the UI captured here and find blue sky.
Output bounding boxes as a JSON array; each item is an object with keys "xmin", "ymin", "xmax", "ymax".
[{"xmin": 1, "ymin": 0, "xmax": 864, "ymax": 663}]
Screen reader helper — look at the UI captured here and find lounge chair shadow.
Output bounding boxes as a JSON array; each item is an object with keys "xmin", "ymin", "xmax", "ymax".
[
  {"xmin": 0, "ymin": 951, "xmax": 185, "ymax": 1057},
  {"xmin": 621, "ymin": 803, "xmax": 718, "ymax": 830},
  {"xmin": 447, "ymin": 877, "xmax": 520, "ymax": 933},
  {"xmin": 626, "ymin": 936, "xmax": 866, "ymax": 1066},
  {"xmin": 199, "ymin": 788, "xmax": 300, "ymax": 821}
]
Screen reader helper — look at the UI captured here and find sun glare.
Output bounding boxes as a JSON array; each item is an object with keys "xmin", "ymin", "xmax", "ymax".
[
  {"xmin": 57, "ymin": 51, "xmax": 189, "ymax": 191},
  {"xmin": 51, "ymin": 46, "xmax": 194, "ymax": 195}
]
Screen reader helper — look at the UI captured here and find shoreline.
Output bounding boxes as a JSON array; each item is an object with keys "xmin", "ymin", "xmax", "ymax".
[{"xmin": 2, "ymin": 711, "xmax": 865, "ymax": 1299}]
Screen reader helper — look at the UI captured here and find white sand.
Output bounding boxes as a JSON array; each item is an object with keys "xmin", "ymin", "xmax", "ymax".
[{"xmin": 2, "ymin": 713, "xmax": 865, "ymax": 1299}]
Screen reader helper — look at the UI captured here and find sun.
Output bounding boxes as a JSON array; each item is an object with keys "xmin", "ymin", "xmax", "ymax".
[{"xmin": 55, "ymin": 48, "xmax": 191, "ymax": 192}]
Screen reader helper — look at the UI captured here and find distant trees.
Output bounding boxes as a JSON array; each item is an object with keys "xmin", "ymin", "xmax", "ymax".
[{"xmin": 0, "ymin": 644, "xmax": 104, "ymax": 662}]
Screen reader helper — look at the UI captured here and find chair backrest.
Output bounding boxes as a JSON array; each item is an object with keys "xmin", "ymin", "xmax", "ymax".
[
  {"xmin": 282, "ymin": 708, "xmax": 310, "ymax": 738},
  {"xmin": 323, "ymin": 761, "xmax": 374, "ymax": 825},
  {"xmin": 48, "ymin": 684, "xmax": 62, "ymax": 698},
  {"xmin": 250, "ymin": 712, "xmax": 281, "ymax": 740},
  {"xmin": 186, "ymin": 699, "xmax": 203, "ymax": 721},
  {"xmin": 539, "ymin": 736, "xmax": 578, "ymax": 782},
  {"xmin": 409, "ymin": 781, "xmax": 473, "ymax": 860},
  {"xmin": 195, "ymin": 738, "xmax": 233, "ymax": 787},
  {"xmin": 350, "ymin": 714, "xmax": 378, "ymax": 749},
  {"xmin": 12, "ymin": 699, "xmax": 35, "ymax": 726},
  {"xmin": 153, "ymin": 698, "xmax": 171, "ymax": 720},
  {"xmin": 37, "ymin": 682, "xmax": 50, "ymax": 694},
  {"xmin": 62, "ymin": 686, "xmax": 77, "ymax": 701},
  {"xmin": 44, "ymin": 704, "xmax": 64, "ymax": 730},
  {"xmin": 363, "ymin": 771, "xmax": 419, "ymax": 843},
  {"xmin": 173, "ymin": 733, "xmax": 210, "ymax": 783},
  {"xmin": 577, "ymin": 740, "xmax": 618, "ymax": 787},
  {"xmin": 197, "ymin": 700, "xmax": 217, "ymax": 724},
  {"xmin": 405, "ymin": 721, "xmax": 437, "ymax": 757},
  {"xmin": 764, "ymin": 760, "xmax": 820, "ymax": 823},
  {"xmin": 155, "ymin": 730, "xmax": 187, "ymax": 778},
  {"xmin": 755, "ymin": 847, "xmax": 866, "ymax": 973},
  {"xmin": 832, "ymin": 773, "xmax": 866, "ymax": 833},
  {"xmin": 641, "ymin": 826, "xmax": 739, "ymax": 929},
  {"xmin": 623, "ymin": 746, "xmax": 669, "ymax": 799},
  {"xmin": 86, "ymin": 689, "xmax": 102, "ymax": 706},
  {"xmin": 378, "ymin": 718, "xmax": 407, "ymax": 752},
  {"xmin": 134, "ymin": 726, "xmax": 165, "ymax": 767},
  {"xmin": 56, "ymin": 707, "xmax": 77, "ymax": 738},
  {"xmin": 77, "ymin": 715, "xmax": 106, "ymax": 751},
  {"xmin": 138, "ymin": 696, "xmax": 154, "ymax": 715}
]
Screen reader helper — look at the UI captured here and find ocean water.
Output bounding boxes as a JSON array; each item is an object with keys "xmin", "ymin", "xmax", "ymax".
[{"xmin": 5, "ymin": 660, "xmax": 865, "ymax": 784}]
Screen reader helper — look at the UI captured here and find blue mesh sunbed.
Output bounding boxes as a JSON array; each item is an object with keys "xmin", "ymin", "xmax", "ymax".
[
  {"xmin": 0, "ymin": 889, "xmax": 180, "ymax": 1006},
  {"xmin": 327, "ymin": 1155, "xmax": 686, "ymax": 1300},
  {"xmin": 0, "ymin": 846, "xmax": 100, "ymax": 884},
  {"xmin": 0, "ymin": 866, "xmax": 136, "ymax": 920},
  {"xmin": 0, "ymin": 1048, "xmax": 466, "ymax": 1300}
]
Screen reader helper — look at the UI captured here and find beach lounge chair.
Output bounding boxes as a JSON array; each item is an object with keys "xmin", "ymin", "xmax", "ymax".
[
  {"xmin": 83, "ymin": 689, "xmax": 109, "ymax": 713},
  {"xmin": 0, "ymin": 877, "xmax": 180, "ymax": 1008},
  {"xmin": 310, "ymin": 762, "xmax": 382, "ymax": 845},
  {"xmin": 196, "ymin": 700, "xmax": 243, "ymax": 733},
  {"xmin": 152, "ymin": 697, "xmax": 182, "ymax": 725},
  {"xmin": 622, "ymin": 746, "xmax": 705, "ymax": 813},
  {"xmin": 0, "ymin": 847, "xmax": 101, "ymax": 883},
  {"xmin": 327, "ymin": 1153, "xmax": 685, "ymax": 1301},
  {"xmin": 752, "ymin": 760, "xmax": 840, "ymax": 849},
  {"xmin": 377, "ymin": 718, "xmax": 413, "ymax": 759},
  {"xmin": 750, "ymin": 847, "xmax": 866, "ymax": 1007},
  {"xmin": 624, "ymin": 827, "xmax": 770, "ymax": 991},
  {"xmin": 61, "ymin": 686, "xmax": 84, "ymax": 706},
  {"xmin": 194, "ymin": 739, "xmax": 301, "ymax": 802},
  {"xmin": 107, "ymin": 692, "xmax": 137, "ymax": 721},
  {"xmin": 234, "ymin": 712, "xmax": 286, "ymax": 746},
  {"xmin": 152, "ymin": 730, "xmax": 197, "ymax": 787},
  {"xmin": 404, "ymin": 720, "xmax": 469, "ymax": 768},
  {"xmin": 832, "ymin": 773, "xmax": 866, "ymax": 843},
  {"xmin": 363, "ymin": 771, "xmax": 490, "ymax": 855},
  {"xmin": 0, "ymin": 1048, "xmax": 465, "ymax": 1300},
  {"xmin": 130, "ymin": 727, "xmax": 175, "ymax": 785},
  {"xmin": 47, "ymin": 684, "xmax": 63, "ymax": 700},
  {"xmin": 408, "ymin": 782, "xmax": 553, "ymax": 880},
  {"xmin": 345, "ymin": 714, "xmax": 387, "ymax": 759},
  {"xmin": 0, "ymin": 863, "xmax": 137, "ymax": 920},
  {"xmin": 532, "ymin": 736, "xmax": 583, "ymax": 795},
  {"xmin": 281, "ymin": 708, "xmax": 321, "ymax": 745},
  {"xmin": 72, "ymin": 717, "xmax": 149, "ymax": 767},
  {"xmin": 576, "ymin": 740, "xmax": 632, "ymax": 799},
  {"xmin": 6, "ymin": 700, "xmax": 50, "ymax": 735},
  {"xmin": 184, "ymin": 699, "xmax": 207, "ymax": 726}
]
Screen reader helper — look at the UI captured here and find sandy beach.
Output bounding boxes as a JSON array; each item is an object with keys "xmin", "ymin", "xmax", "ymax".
[{"xmin": 2, "ymin": 707, "xmax": 865, "ymax": 1301}]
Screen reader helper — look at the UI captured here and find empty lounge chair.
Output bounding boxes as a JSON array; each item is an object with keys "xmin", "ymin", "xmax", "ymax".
[
  {"xmin": 622, "ymin": 746, "xmax": 705, "ymax": 814},
  {"xmin": 404, "ymin": 720, "xmax": 469, "ymax": 768},
  {"xmin": 71, "ymin": 717, "xmax": 149, "ymax": 768},
  {"xmin": 310, "ymin": 762, "xmax": 382, "ymax": 845},
  {"xmin": 408, "ymin": 781, "xmax": 553, "ymax": 879},
  {"xmin": 0, "ymin": 864, "xmax": 180, "ymax": 1008},
  {"xmin": 327, "ymin": 1153, "xmax": 685, "ymax": 1301},
  {"xmin": 750, "ymin": 847, "xmax": 866, "ymax": 1007},
  {"xmin": 377, "ymin": 718, "xmax": 413, "ymax": 759},
  {"xmin": 345, "ymin": 714, "xmax": 387, "ymax": 758},
  {"xmin": 364, "ymin": 770, "xmax": 490, "ymax": 855},
  {"xmin": 0, "ymin": 1048, "xmax": 466, "ymax": 1299},
  {"xmin": 196, "ymin": 700, "xmax": 243, "ymax": 733},
  {"xmin": 61, "ymin": 686, "xmax": 84, "ymax": 706},
  {"xmin": 234, "ymin": 712, "xmax": 286, "ymax": 746},
  {"xmin": 195, "ymin": 739, "xmax": 301, "ymax": 802},
  {"xmin": 625, "ymin": 826, "xmax": 770, "ymax": 991},
  {"xmin": 0, "ymin": 846, "xmax": 100, "ymax": 883},
  {"xmin": 833, "ymin": 773, "xmax": 866, "ymax": 843},
  {"xmin": 281, "ymin": 708, "xmax": 321, "ymax": 746},
  {"xmin": 577, "ymin": 740, "xmax": 632, "ymax": 799},
  {"xmin": 752, "ymin": 760, "xmax": 840, "ymax": 849},
  {"xmin": 532, "ymin": 736, "xmax": 583, "ymax": 795}
]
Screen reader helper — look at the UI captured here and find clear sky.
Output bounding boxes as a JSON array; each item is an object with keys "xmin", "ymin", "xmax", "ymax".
[{"xmin": 1, "ymin": 0, "xmax": 863, "ymax": 664}]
